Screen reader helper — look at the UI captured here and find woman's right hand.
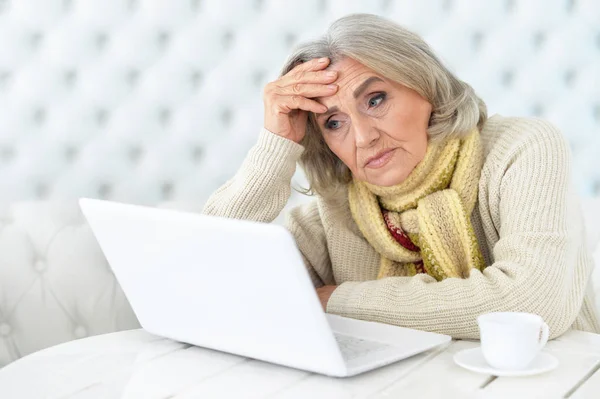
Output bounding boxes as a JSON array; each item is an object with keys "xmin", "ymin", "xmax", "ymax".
[{"xmin": 263, "ymin": 57, "xmax": 339, "ymax": 144}]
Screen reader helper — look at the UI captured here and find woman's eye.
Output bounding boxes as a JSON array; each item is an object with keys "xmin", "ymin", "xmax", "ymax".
[
  {"xmin": 325, "ymin": 119, "xmax": 341, "ymax": 130},
  {"xmin": 368, "ymin": 93, "xmax": 385, "ymax": 108}
]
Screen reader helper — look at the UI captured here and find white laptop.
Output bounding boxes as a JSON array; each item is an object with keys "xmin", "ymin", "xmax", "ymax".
[{"xmin": 79, "ymin": 198, "xmax": 451, "ymax": 377}]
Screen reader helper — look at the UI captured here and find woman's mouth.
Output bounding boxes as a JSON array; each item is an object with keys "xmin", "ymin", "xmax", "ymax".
[{"xmin": 364, "ymin": 148, "xmax": 396, "ymax": 169}]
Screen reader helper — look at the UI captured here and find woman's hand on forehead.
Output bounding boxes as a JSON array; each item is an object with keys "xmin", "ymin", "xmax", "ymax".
[{"xmin": 263, "ymin": 57, "xmax": 339, "ymax": 144}]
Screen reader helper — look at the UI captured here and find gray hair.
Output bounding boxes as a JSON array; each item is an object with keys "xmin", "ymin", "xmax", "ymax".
[{"xmin": 280, "ymin": 13, "xmax": 487, "ymax": 200}]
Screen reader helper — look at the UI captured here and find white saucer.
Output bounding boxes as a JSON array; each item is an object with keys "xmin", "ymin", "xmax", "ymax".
[{"xmin": 453, "ymin": 347, "xmax": 559, "ymax": 377}]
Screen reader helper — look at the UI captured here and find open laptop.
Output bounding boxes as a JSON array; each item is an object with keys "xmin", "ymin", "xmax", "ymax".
[{"xmin": 79, "ymin": 198, "xmax": 451, "ymax": 377}]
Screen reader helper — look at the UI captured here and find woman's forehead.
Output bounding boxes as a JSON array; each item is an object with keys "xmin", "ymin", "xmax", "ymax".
[
  {"xmin": 316, "ymin": 59, "xmax": 389, "ymax": 108},
  {"xmin": 327, "ymin": 58, "xmax": 377, "ymax": 83}
]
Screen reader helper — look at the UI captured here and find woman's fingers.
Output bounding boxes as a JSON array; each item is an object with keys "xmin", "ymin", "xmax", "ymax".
[
  {"xmin": 279, "ymin": 56, "xmax": 337, "ymax": 83},
  {"xmin": 263, "ymin": 57, "xmax": 338, "ymax": 112},
  {"xmin": 273, "ymin": 57, "xmax": 339, "ymax": 101},
  {"xmin": 280, "ymin": 83, "xmax": 338, "ymax": 99},
  {"xmin": 280, "ymin": 68, "xmax": 338, "ymax": 86},
  {"xmin": 262, "ymin": 57, "xmax": 336, "ymax": 143},
  {"xmin": 291, "ymin": 56, "xmax": 332, "ymax": 76},
  {"xmin": 275, "ymin": 94, "xmax": 328, "ymax": 115},
  {"xmin": 297, "ymin": 70, "xmax": 339, "ymax": 84}
]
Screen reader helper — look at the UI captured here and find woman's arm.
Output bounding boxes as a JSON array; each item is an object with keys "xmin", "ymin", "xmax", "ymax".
[
  {"xmin": 285, "ymin": 200, "xmax": 334, "ymax": 288},
  {"xmin": 327, "ymin": 121, "xmax": 595, "ymax": 339},
  {"xmin": 202, "ymin": 128, "xmax": 303, "ymax": 222},
  {"xmin": 202, "ymin": 128, "xmax": 332, "ymax": 288}
]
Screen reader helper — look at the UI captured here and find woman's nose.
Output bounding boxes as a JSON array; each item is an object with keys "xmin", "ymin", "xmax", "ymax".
[{"xmin": 353, "ymin": 119, "xmax": 379, "ymax": 148}]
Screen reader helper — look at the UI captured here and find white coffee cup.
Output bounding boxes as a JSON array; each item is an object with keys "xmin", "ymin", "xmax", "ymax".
[{"xmin": 477, "ymin": 312, "xmax": 550, "ymax": 370}]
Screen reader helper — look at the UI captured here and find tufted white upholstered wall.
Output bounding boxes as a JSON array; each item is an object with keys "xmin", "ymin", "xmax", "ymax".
[
  {"xmin": 0, "ymin": 0, "xmax": 598, "ymax": 206},
  {"xmin": 0, "ymin": 0, "xmax": 599, "ymax": 367}
]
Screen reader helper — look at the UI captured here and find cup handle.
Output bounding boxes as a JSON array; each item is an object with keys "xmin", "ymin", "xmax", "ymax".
[{"xmin": 538, "ymin": 322, "xmax": 550, "ymax": 349}]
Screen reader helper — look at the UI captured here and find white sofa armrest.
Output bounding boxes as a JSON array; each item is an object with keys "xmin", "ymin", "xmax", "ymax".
[{"xmin": 0, "ymin": 201, "xmax": 140, "ymax": 367}]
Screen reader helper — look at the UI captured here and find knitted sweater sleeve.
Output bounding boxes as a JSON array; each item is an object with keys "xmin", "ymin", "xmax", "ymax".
[
  {"xmin": 327, "ymin": 120, "xmax": 590, "ymax": 339},
  {"xmin": 285, "ymin": 201, "xmax": 333, "ymax": 288},
  {"xmin": 202, "ymin": 128, "xmax": 304, "ymax": 222},
  {"xmin": 202, "ymin": 128, "xmax": 330, "ymax": 287}
]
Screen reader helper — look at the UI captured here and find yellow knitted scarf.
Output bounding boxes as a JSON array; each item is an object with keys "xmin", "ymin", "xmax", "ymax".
[{"xmin": 348, "ymin": 128, "xmax": 486, "ymax": 281}]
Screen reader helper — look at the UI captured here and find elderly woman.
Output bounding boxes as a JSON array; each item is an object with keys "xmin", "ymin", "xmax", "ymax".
[{"xmin": 203, "ymin": 14, "xmax": 599, "ymax": 339}]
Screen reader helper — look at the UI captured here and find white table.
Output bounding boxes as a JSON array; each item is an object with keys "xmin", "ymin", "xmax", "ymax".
[{"xmin": 1, "ymin": 329, "xmax": 600, "ymax": 398}]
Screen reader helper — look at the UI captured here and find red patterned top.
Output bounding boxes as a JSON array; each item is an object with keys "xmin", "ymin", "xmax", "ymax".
[{"xmin": 382, "ymin": 210, "xmax": 426, "ymax": 274}]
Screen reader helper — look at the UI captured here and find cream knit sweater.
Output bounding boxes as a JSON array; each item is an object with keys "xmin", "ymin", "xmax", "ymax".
[{"xmin": 203, "ymin": 114, "xmax": 600, "ymax": 339}]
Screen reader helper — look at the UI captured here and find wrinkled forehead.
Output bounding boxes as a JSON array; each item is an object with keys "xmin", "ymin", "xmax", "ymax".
[
  {"xmin": 315, "ymin": 58, "xmax": 387, "ymax": 107},
  {"xmin": 327, "ymin": 58, "xmax": 380, "ymax": 86}
]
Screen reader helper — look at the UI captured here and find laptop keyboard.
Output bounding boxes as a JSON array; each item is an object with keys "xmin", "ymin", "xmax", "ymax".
[{"xmin": 334, "ymin": 333, "xmax": 395, "ymax": 361}]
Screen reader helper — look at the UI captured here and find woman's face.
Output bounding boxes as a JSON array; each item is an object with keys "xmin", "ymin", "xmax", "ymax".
[{"xmin": 315, "ymin": 58, "xmax": 432, "ymax": 187}]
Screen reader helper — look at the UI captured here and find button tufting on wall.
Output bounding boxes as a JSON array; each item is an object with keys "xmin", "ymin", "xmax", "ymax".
[
  {"xmin": 564, "ymin": 69, "xmax": 576, "ymax": 87},
  {"xmin": 284, "ymin": 32, "xmax": 297, "ymax": 48},
  {"xmin": 34, "ymin": 260, "xmax": 47, "ymax": 273},
  {"xmin": 96, "ymin": 109, "xmax": 109, "ymax": 127},
  {"xmin": 0, "ymin": 147, "xmax": 14, "ymax": 163},
  {"xmin": 191, "ymin": 146, "xmax": 203, "ymax": 162},
  {"xmin": 74, "ymin": 326, "xmax": 87, "ymax": 338},
  {"xmin": 64, "ymin": 146, "xmax": 78, "ymax": 162},
  {"xmin": 220, "ymin": 108, "xmax": 232, "ymax": 127},
  {"xmin": 63, "ymin": 69, "xmax": 77, "ymax": 88},
  {"xmin": 252, "ymin": 70, "xmax": 265, "ymax": 87},
  {"xmin": 96, "ymin": 33, "xmax": 109, "ymax": 51},
  {"xmin": 157, "ymin": 31, "xmax": 171, "ymax": 50},
  {"xmin": 471, "ymin": 31, "xmax": 484, "ymax": 51},
  {"xmin": 98, "ymin": 183, "xmax": 112, "ymax": 199},
  {"xmin": 222, "ymin": 31, "xmax": 234, "ymax": 49},
  {"xmin": 0, "ymin": 323, "xmax": 11, "ymax": 336},
  {"xmin": 505, "ymin": 0, "xmax": 516, "ymax": 13},
  {"xmin": 501, "ymin": 70, "xmax": 514, "ymax": 87},
  {"xmin": 442, "ymin": 0, "xmax": 454, "ymax": 12},
  {"xmin": 128, "ymin": 0, "xmax": 138, "ymax": 12},
  {"xmin": 29, "ymin": 31, "xmax": 43, "ymax": 50},
  {"xmin": 191, "ymin": 0, "xmax": 202, "ymax": 12},
  {"xmin": 190, "ymin": 70, "xmax": 203, "ymax": 88},
  {"xmin": 0, "ymin": 71, "xmax": 11, "ymax": 89},
  {"xmin": 127, "ymin": 69, "xmax": 140, "ymax": 87},
  {"xmin": 159, "ymin": 108, "xmax": 171, "ymax": 126},
  {"xmin": 533, "ymin": 31, "xmax": 546, "ymax": 50},
  {"xmin": 129, "ymin": 146, "xmax": 143, "ymax": 162},
  {"xmin": 35, "ymin": 184, "xmax": 49, "ymax": 199},
  {"xmin": 63, "ymin": 0, "xmax": 73, "ymax": 12},
  {"xmin": 0, "ymin": 3, "xmax": 595, "ymax": 206},
  {"xmin": 33, "ymin": 107, "xmax": 46, "ymax": 125},
  {"xmin": 161, "ymin": 181, "xmax": 173, "ymax": 199}
]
